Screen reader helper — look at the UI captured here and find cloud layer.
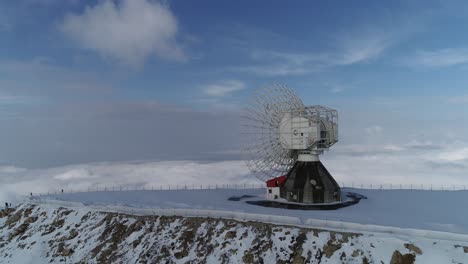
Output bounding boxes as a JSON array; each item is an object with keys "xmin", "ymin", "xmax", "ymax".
[
  {"xmin": 203, "ymin": 80, "xmax": 246, "ymax": 97},
  {"xmin": 1, "ymin": 139, "xmax": 468, "ymax": 201},
  {"xmin": 60, "ymin": 0, "xmax": 185, "ymax": 66},
  {"xmin": 408, "ymin": 48, "xmax": 468, "ymax": 67}
]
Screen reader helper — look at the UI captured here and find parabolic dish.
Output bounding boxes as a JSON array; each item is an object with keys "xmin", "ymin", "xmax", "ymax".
[{"xmin": 241, "ymin": 84, "xmax": 305, "ymax": 181}]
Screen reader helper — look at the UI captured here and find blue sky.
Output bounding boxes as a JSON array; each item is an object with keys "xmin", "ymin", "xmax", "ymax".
[{"xmin": 1, "ymin": 0, "xmax": 468, "ymax": 185}]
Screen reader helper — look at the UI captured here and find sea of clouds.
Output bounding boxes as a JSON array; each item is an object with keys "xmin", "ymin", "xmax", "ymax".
[{"xmin": 1, "ymin": 139, "xmax": 468, "ymax": 204}]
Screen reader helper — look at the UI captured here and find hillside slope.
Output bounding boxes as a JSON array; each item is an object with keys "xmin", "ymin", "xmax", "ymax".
[{"xmin": 1, "ymin": 204, "xmax": 467, "ymax": 264}]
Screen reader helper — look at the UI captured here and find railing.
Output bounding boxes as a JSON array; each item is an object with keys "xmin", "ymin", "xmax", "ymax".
[
  {"xmin": 29, "ymin": 182, "xmax": 468, "ymax": 197},
  {"xmin": 340, "ymin": 183, "xmax": 468, "ymax": 191},
  {"xmin": 33, "ymin": 183, "xmax": 265, "ymax": 197}
]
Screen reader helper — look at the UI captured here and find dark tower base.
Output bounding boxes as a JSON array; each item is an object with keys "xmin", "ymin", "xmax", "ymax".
[{"xmin": 280, "ymin": 161, "xmax": 341, "ymax": 204}]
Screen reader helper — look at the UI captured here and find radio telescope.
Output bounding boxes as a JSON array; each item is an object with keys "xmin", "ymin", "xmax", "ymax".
[{"xmin": 242, "ymin": 84, "xmax": 341, "ymax": 204}]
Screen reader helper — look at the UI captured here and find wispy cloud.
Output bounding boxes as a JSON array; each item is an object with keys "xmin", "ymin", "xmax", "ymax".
[
  {"xmin": 235, "ymin": 32, "xmax": 393, "ymax": 76},
  {"xmin": 60, "ymin": 0, "xmax": 185, "ymax": 67},
  {"xmin": 407, "ymin": 48, "xmax": 468, "ymax": 67},
  {"xmin": 203, "ymin": 80, "xmax": 246, "ymax": 97}
]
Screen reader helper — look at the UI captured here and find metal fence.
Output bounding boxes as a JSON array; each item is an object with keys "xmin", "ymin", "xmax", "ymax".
[
  {"xmin": 340, "ymin": 182, "xmax": 468, "ymax": 191},
  {"xmin": 32, "ymin": 182, "xmax": 468, "ymax": 197}
]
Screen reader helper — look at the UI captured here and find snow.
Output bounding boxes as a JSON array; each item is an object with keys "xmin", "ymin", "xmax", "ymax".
[
  {"xmin": 1, "ymin": 202, "xmax": 468, "ymax": 263},
  {"xmin": 33, "ymin": 187, "xmax": 468, "ymax": 239}
]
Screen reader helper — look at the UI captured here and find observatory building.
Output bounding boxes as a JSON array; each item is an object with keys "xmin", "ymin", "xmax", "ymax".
[{"xmin": 243, "ymin": 85, "xmax": 341, "ymax": 205}]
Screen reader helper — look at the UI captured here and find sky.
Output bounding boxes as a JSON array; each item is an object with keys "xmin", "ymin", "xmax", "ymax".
[{"xmin": 1, "ymin": 0, "xmax": 468, "ymax": 192}]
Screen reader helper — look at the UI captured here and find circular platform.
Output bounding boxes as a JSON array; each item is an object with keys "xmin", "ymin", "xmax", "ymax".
[{"xmin": 235, "ymin": 192, "xmax": 367, "ymax": 210}]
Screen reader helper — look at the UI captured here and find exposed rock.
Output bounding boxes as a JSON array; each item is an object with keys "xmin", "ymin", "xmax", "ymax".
[
  {"xmin": 242, "ymin": 253, "xmax": 254, "ymax": 264},
  {"xmin": 362, "ymin": 256, "xmax": 370, "ymax": 264},
  {"xmin": 290, "ymin": 232, "xmax": 307, "ymax": 264},
  {"xmin": 0, "ymin": 208, "xmax": 15, "ymax": 218},
  {"xmin": 53, "ymin": 219, "xmax": 65, "ymax": 229},
  {"xmin": 404, "ymin": 243, "xmax": 422, "ymax": 255},
  {"xmin": 454, "ymin": 245, "xmax": 468, "ymax": 253},
  {"xmin": 390, "ymin": 250, "xmax": 415, "ymax": 264},
  {"xmin": 323, "ymin": 239, "xmax": 342, "ymax": 258},
  {"xmin": 68, "ymin": 229, "xmax": 78, "ymax": 240},
  {"xmin": 352, "ymin": 249, "xmax": 363, "ymax": 257},
  {"xmin": 4, "ymin": 209, "xmax": 23, "ymax": 227},
  {"xmin": 174, "ymin": 251, "xmax": 187, "ymax": 259},
  {"xmin": 8, "ymin": 223, "xmax": 29, "ymax": 241},
  {"xmin": 24, "ymin": 216, "xmax": 38, "ymax": 224},
  {"xmin": 57, "ymin": 242, "xmax": 73, "ymax": 257},
  {"xmin": 24, "ymin": 206, "xmax": 35, "ymax": 218},
  {"xmin": 224, "ymin": 230, "xmax": 237, "ymax": 239},
  {"xmin": 1, "ymin": 203, "xmax": 463, "ymax": 263}
]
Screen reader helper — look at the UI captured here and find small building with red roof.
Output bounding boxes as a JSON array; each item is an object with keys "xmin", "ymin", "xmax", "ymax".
[{"xmin": 265, "ymin": 175, "xmax": 286, "ymax": 200}]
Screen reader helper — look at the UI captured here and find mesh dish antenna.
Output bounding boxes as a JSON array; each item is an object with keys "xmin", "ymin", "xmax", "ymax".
[
  {"xmin": 242, "ymin": 84, "xmax": 305, "ymax": 181},
  {"xmin": 242, "ymin": 84, "xmax": 341, "ymax": 204}
]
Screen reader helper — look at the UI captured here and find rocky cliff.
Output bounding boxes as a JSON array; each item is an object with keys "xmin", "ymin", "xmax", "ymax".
[{"xmin": 0, "ymin": 204, "xmax": 467, "ymax": 263}]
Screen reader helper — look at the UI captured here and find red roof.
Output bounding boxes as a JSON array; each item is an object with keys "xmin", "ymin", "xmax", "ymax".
[{"xmin": 266, "ymin": 175, "xmax": 286, "ymax": 187}]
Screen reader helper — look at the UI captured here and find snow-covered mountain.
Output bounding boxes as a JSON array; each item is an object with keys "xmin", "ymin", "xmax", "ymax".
[
  {"xmin": 1, "ymin": 203, "xmax": 467, "ymax": 264},
  {"xmin": 1, "ymin": 188, "xmax": 468, "ymax": 263}
]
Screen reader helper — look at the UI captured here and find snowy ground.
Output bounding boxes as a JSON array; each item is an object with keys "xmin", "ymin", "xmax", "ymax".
[
  {"xmin": 39, "ymin": 188, "xmax": 468, "ymax": 236},
  {"xmin": 1, "ymin": 203, "xmax": 468, "ymax": 264}
]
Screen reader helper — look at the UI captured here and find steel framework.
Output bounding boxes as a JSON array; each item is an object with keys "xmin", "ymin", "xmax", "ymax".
[{"xmin": 241, "ymin": 84, "xmax": 338, "ymax": 181}]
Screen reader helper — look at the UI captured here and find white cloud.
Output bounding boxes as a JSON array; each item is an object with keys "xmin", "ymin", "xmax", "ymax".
[
  {"xmin": 0, "ymin": 160, "xmax": 256, "ymax": 197},
  {"xmin": 437, "ymin": 148, "xmax": 468, "ymax": 162},
  {"xmin": 408, "ymin": 48, "xmax": 468, "ymax": 67},
  {"xmin": 203, "ymin": 80, "xmax": 246, "ymax": 97},
  {"xmin": 330, "ymin": 87, "xmax": 345, "ymax": 93},
  {"xmin": 338, "ymin": 33, "xmax": 391, "ymax": 65},
  {"xmin": 0, "ymin": 166, "xmax": 27, "ymax": 174},
  {"xmin": 60, "ymin": 0, "xmax": 185, "ymax": 67},
  {"xmin": 2, "ymin": 140, "xmax": 468, "ymax": 200},
  {"xmin": 365, "ymin": 125, "xmax": 383, "ymax": 136},
  {"xmin": 236, "ymin": 34, "xmax": 391, "ymax": 76}
]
